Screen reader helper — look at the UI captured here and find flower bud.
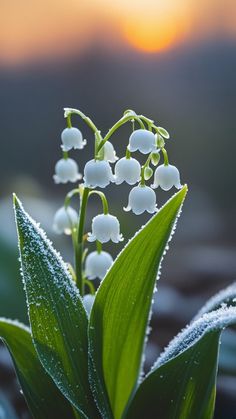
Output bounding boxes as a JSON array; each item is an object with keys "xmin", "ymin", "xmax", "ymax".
[
  {"xmin": 144, "ymin": 166, "xmax": 153, "ymax": 180},
  {"xmin": 124, "ymin": 185, "xmax": 157, "ymax": 215},
  {"xmin": 61, "ymin": 127, "xmax": 86, "ymax": 151},
  {"xmin": 151, "ymin": 164, "xmax": 182, "ymax": 191},
  {"xmin": 83, "ymin": 159, "xmax": 114, "ymax": 188},
  {"xmin": 157, "ymin": 126, "xmax": 170, "ymax": 139},
  {"xmin": 156, "ymin": 133, "xmax": 165, "ymax": 148},
  {"xmin": 53, "ymin": 158, "xmax": 82, "ymax": 184},
  {"xmin": 83, "ymin": 294, "xmax": 95, "ymax": 315},
  {"xmin": 85, "ymin": 251, "xmax": 113, "ymax": 280},
  {"xmin": 103, "ymin": 141, "xmax": 118, "ymax": 163},
  {"xmin": 151, "ymin": 152, "xmax": 160, "ymax": 166},
  {"xmin": 88, "ymin": 214, "xmax": 123, "ymax": 243},
  {"xmin": 53, "ymin": 206, "xmax": 78, "ymax": 235},
  {"xmin": 114, "ymin": 157, "xmax": 141, "ymax": 185},
  {"xmin": 128, "ymin": 129, "xmax": 156, "ymax": 154}
]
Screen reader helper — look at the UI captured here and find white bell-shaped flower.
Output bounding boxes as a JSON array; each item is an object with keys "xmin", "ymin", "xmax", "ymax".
[
  {"xmin": 85, "ymin": 251, "xmax": 113, "ymax": 280},
  {"xmin": 88, "ymin": 214, "xmax": 123, "ymax": 243},
  {"xmin": 114, "ymin": 157, "xmax": 141, "ymax": 185},
  {"xmin": 124, "ymin": 185, "xmax": 157, "ymax": 215},
  {"xmin": 128, "ymin": 129, "xmax": 156, "ymax": 154},
  {"xmin": 53, "ymin": 158, "xmax": 82, "ymax": 184},
  {"xmin": 83, "ymin": 159, "xmax": 114, "ymax": 188},
  {"xmin": 61, "ymin": 127, "xmax": 86, "ymax": 151},
  {"xmin": 151, "ymin": 164, "xmax": 182, "ymax": 191},
  {"xmin": 83, "ymin": 294, "xmax": 95, "ymax": 315},
  {"xmin": 53, "ymin": 206, "xmax": 78, "ymax": 235},
  {"xmin": 103, "ymin": 141, "xmax": 118, "ymax": 163}
]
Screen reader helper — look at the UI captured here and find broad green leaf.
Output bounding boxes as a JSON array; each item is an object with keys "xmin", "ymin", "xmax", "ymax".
[
  {"xmin": 125, "ymin": 306, "xmax": 236, "ymax": 419},
  {"xmin": 89, "ymin": 186, "xmax": 188, "ymax": 419},
  {"xmin": 14, "ymin": 196, "xmax": 99, "ymax": 419},
  {"xmin": 0, "ymin": 318, "xmax": 74, "ymax": 419}
]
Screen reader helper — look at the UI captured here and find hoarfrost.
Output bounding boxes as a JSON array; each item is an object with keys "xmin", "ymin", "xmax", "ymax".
[
  {"xmin": 152, "ymin": 306, "xmax": 236, "ymax": 372},
  {"xmin": 194, "ymin": 282, "xmax": 236, "ymax": 320},
  {"xmin": 13, "ymin": 196, "xmax": 94, "ymax": 418}
]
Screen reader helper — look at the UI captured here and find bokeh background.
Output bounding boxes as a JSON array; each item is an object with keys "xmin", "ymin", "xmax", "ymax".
[{"xmin": 0, "ymin": 0, "xmax": 236, "ymax": 417}]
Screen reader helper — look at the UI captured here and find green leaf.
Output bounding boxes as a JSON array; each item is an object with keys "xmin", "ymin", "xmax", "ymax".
[
  {"xmin": 125, "ymin": 306, "xmax": 236, "ymax": 419},
  {"xmin": 13, "ymin": 196, "xmax": 99, "ymax": 419},
  {"xmin": 0, "ymin": 318, "xmax": 74, "ymax": 419},
  {"xmin": 89, "ymin": 186, "xmax": 188, "ymax": 419}
]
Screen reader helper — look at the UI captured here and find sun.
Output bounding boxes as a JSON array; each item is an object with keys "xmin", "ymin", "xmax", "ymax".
[{"xmin": 122, "ymin": 15, "xmax": 186, "ymax": 53}]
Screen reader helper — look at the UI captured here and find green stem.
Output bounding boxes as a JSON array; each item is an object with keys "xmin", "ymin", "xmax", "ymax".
[
  {"xmin": 64, "ymin": 188, "xmax": 80, "ymax": 208},
  {"xmin": 64, "ymin": 108, "xmax": 103, "ymax": 141},
  {"xmin": 89, "ymin": 191, "xmax": 109, "ymax": 214},
  {"xmin": 84, "ymin": 278, "xmax": 96, "ymax": 295},
  {"xmin": 67, "ymin": 114, "xmax": 72, "ymax": 128},
  {"xmin": 161, "ymin": 148, "xmax": 169, "ymax": 166},
  {"xmin": 126, "ymin": 148, "xmax": 131, "ymax": 159},
  {"xmin": 96, "ymin": 240, "xmax": 102, "ymax": 253},
  {"xmin": 97, "ymin": 112, "xmax": 145, "ymax": 153},
  {"xmin": 140, "ymin": 167, "xmax": 146, "ymax": 186},
  {"xmin": 75, "ymin": 187, "xmax": 90, "ymax": 295}
]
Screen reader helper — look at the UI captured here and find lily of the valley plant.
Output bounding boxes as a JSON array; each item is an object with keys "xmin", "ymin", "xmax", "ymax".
[{"xmin": 1, "ymin": 108, "xmax": 236, "ymax": 419}]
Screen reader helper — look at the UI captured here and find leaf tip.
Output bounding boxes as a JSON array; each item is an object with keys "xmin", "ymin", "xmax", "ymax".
[{"xmin": 13, "ymin": 193, "xmax": 22, "ymax": 211}]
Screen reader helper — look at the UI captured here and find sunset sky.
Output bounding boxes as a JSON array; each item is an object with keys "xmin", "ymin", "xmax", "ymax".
[{"xmin": 0, "ymin": 0, "xmax": 236, "ymax": 66}]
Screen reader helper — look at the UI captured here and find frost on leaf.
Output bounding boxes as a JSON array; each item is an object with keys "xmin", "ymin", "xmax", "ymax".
[
  {"xmin": 194, "ymin": 282, "xmax": 236, "ymax": 320},
  {"xmin": 13, "ymin": 195, "xmax": 97, "ymax": 419},
  {"xmin": 152, "ymin": 306, "xmax": 236, "ymax": 371}
]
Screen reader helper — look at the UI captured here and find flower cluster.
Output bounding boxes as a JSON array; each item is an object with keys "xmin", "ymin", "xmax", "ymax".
[{"xmin": 52, "ymin": 108, "xmax": 182, "ymax": 311}]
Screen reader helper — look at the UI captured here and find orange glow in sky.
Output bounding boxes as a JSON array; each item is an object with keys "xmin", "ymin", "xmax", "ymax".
[{"xmin": 0, "ymin": 0, "xmax": 236, "ymax": 66}]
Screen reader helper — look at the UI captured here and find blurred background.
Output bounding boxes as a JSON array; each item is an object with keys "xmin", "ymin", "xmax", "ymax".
[{"xmin": 0, "ymin": 0, "xmax": 236, "ymax": 417}]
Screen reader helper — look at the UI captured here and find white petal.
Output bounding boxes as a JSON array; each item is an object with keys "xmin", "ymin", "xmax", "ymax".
[
  {"xmin": 85, "ymin": 251, "xmax": 113, "ymax": 280},
  {"xmin": 88, "ymin": 214, "xmax": 122, "ymax": 243},
  {"xmin": 83, "ymin": 159, "xmax": 114, "ymax": 188},
  {"xmin": 103, "ymin": 141, "xmax": 118, "ymax": 163},
  {"xmin": 52, "ymin": 206, "xmax": 78, "ymax": 235},
  {"xmin": 114, "ymin": 157, "xmax": 141, "ymax": 185},
  {"xmin": 61, "ymin": 127, "xmax": 85, "ymax": 151},
  {"xmin": 129, "ymin": 129, "xmax": 156, "ymax": 154},
  {"xmin": 152, "ymin": 164, "xmax": 181, "ymax": 191},
  {"xmin": 53, "ymin": 158, "xmax": 81, "ymax": 184},
  {"xmin": 126, "ymin": 185, "xmax": 157, "ymax": 215}
]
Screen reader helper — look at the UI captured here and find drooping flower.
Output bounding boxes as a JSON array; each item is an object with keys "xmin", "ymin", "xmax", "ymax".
[
  {"xmin": 61, "ymin": 127, "xmax": 86, "ymax": 151},
  {"xmin": 128, "ymin": 129, "xmax": 156, "ymax": 154},
  {"xmin": 53, "ymin": 206, "xmax": 78, "ymax": 234},
  {"xmin": 83, "ymin": 159, "xmax": 114, "ymax": 188},
  {"xmin": 53, "ymin": 158, "xmax": 81, "ymax": 184},
  {"xmin": 114, "ymin": 157, "xmax": 141, "ymax": 185},
  {"xmin": 83, "ymin": 294, "xmax": 95, "ymax": 315},
  {"xmin": 151, "ymin": 164, "xmax": 182, "ymax": 191},
  {"xmin": 124, "ymin": 185, "xmax": 157, "ymax": 215},
  {"xmin": 88, "ymin": 214, "xmax": 123, "ymax": 243},
  {"xmin": 85, "ymin": 251, "xmax": 113, "ymax": 280},
  {"xmin": 103, "ymin": 141, "xmax": 118, "ymax": 163}
]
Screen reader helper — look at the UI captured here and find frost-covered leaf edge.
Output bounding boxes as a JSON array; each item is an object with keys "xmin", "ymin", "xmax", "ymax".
[
  {"xmin": 194, "ymin": 281, "xmax": 236, "ymax": 320},
  {"xmin": 13, "ymin": 194, "xmax": 99, "ymax": 419},
  {"xmin": 125, "ymin": 306, "xmax": 236, "ymax": 419}
]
